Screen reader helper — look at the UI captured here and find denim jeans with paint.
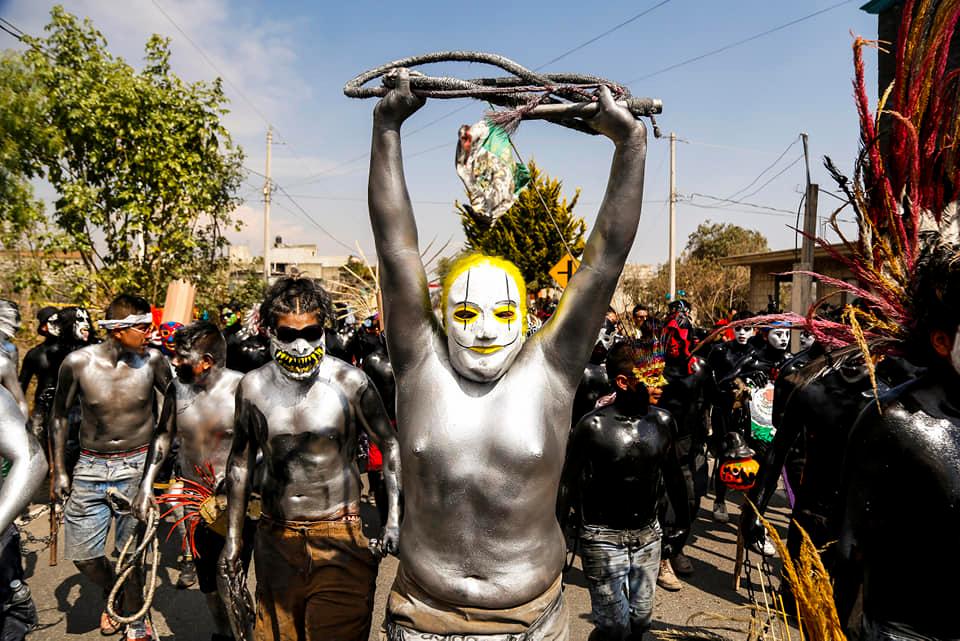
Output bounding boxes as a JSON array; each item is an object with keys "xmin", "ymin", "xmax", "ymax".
[{"xmin": 580, "ymin": 521, "xmax": 661, "ymax": 640}]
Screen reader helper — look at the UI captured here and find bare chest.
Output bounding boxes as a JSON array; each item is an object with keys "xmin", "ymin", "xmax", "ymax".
[
  {"xmin": 252, "ymin": 381, "xmax": 355, "ymax": 454},
  {"xmin": 79, "ymin": 360, "xmax": 155, "ymax": 415}
]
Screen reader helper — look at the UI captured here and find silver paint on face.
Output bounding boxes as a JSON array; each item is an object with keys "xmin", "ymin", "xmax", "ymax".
[
  {"xmin": 799, "ymin": 330, "xmax": 815, "ymax": 351},
  {"xmin": 734, "ymin": 326, "xmax": 755, "ymax": 345},
  {"xmin": 270, "ymin": 333, "xmax": 325, "ymax": 381}
]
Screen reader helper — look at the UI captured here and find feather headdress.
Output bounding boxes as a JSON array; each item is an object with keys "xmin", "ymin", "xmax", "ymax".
[{"xmin": 704, "ymin": 0, "xmax": 960, "ymax": 390}]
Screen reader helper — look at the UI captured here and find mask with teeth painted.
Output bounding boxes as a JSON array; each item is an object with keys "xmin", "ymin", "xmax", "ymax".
[{"xmin": 270, "ymin": 322, "xmax": 326, "ymax": 380}]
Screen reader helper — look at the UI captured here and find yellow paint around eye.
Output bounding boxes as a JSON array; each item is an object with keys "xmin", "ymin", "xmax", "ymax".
[
  {"xmin": 493, "ymin": 305, "xmax": 518, "ymax": 324},
  {"xmin": 452, "ymin": 305, "xmax": 480, "ymax": 324}
]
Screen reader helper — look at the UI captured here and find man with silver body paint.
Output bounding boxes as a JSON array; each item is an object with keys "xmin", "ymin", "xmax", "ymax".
[
  {"xmin": 219, "ymin": 277, "xmax": 400, "ymax": 641},
  {"xmin": 50, "ymin": 294, "xmax": 171, "ymax": 639},
  {"xmin": 132, "ymin": 321, "xmax": 246, "ymax": 641},
  {"xmin": 0, "ymin": 301, "xmax": 27, "ymax": 419},
  {"xmin": 368, "ymin": 72, "xmax": 647, "ymax": 640},
  {"xmin": 0, "ymin": 385, "xmax": 48, "ymax": 639}
]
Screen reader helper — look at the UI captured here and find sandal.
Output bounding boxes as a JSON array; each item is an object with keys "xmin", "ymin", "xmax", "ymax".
[{"xmin": 100, "ymin": 611, "xmax": 121, "ymax": 636}]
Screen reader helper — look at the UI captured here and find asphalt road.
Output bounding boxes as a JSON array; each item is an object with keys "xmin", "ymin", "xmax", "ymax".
[{"xmin": 19, "ymin": 475, "xmax": 795, "ymax": 641}]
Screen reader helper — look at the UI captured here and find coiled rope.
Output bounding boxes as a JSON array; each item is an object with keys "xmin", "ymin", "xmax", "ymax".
[
  {"xmin": 105, "ymin": 492, "xmax": 160, "ymax": 626},
  {"xmin": 344, "ymin": 51, "xmax": 662, "ymax": 136}
]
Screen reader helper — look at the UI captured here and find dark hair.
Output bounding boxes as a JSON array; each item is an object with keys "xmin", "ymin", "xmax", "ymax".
[
  {"xmin": 259, "ymin": 277, "xmax": 332, "ymax": 330},
  {"xmin": 632, "ymin": 303, "xmax": 649, "ymax": 316},
  {"xmin": 606, "ymin": 341, "xmax": 643, "ymax": 380},
  {"xmin": 106, "ymin": 294, "xmax": 150, "ymax": 320},
  {"xmin": 174, "ymin": 321, "xmax": 227, "ymax": 366},
  {"xmin": 732, "ymin": 309, "xmax": 755, "ymax": 322},
  {"xmin": 910, "ymin": 243, "xmax": 960, "ymax": 363}
]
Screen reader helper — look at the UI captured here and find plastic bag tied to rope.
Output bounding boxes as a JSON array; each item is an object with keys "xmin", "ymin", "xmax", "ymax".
[{"xmin": 455, "ymin": 119, "xmax": 530, "ymax": 226}]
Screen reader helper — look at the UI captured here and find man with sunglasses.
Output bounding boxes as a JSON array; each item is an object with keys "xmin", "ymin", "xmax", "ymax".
[
  {"xmin": 220, "ymin": 277, "xmax": 400, "ymax": 641},
  {"xmin": 50, "ymin": 294, "xmax": 171, "ymax": 640}
]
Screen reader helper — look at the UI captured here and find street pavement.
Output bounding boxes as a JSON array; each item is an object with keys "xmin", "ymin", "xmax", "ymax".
[{"xmin": 19, "ymin": 476, "xmax": 795, "ymax": 641}]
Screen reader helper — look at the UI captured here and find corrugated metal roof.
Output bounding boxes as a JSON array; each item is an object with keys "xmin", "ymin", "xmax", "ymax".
[{"xmin": 860, "ymin": 0, "xmax": 902, "ymax": 15}]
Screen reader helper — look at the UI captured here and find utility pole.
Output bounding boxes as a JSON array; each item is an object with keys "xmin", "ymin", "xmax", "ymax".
[
  {"xmin": 668, "ymin": 131, "xmax": 677, "ymax": 301},
  {"xmin": 791, "ymin": 132, "xmax": 818, "ymax": 352},
  {"xmin": 263, "ymin": 127, "xmax": 272, "ymax": 283}
]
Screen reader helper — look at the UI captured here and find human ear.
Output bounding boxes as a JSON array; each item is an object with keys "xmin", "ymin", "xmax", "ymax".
[
  {"xmin": 614, "ymin": 374, "xmax": 630, "ymax": 392},
  {"xmin": 930, "ymin": 328, "xmax": 954, "ymax": 359}
]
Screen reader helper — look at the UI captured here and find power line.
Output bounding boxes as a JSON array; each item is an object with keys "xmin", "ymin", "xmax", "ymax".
[
  {"xmin": 0, "ymin": 17, "xmax": 25, "ymax": 40},
  {"xmin": 628, "ymin": 0, "xmax": 857, "ymax": 82},
  {"xmin": 738, "ymin": 155, "xmax": 804, "ymax": 201},
  {"xmin": 725, "ymin": 136, "xmax": 800, "ymax": 201},
  {"xmin": 538, "ymin": 0, "xmax": 672, "ymax": 68},
  {"xmin": 686, "ymin": 193, "xmax": 796, "ymax": 215},
  {"xmin": 271, "ymin": 182, "xmax": 357, "ymax": 253},
  {"xmin": 290, "ymin": 4, "xmax": 676, "ymax": 188},
  {"xmin": 149, "ymin": 0, "xmax": 274, "ymax": 128}
]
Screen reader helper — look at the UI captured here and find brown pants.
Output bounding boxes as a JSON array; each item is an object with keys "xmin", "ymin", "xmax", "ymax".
[
  {"xmin": 386, "ymin": 565, "xmax": 568, "ymax": 641},
  {"xmin": 254, "ymin": 516, "xmax": 378, "ymax": 641}
]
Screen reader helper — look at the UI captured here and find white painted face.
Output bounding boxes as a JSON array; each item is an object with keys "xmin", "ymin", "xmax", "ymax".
[
  {"xmin": 799, "ymin": 330, "xmax": 815, "ymax": 351},
  {"xmin": 767, "ymin": 328, "xmax": 791, "ymax": 351},
  {"xmin": 734, "ymin": 326, "xmax": 754, "ymax": 345},
  {"xmin": 445, "ymin": 263, "xmax": 524, "ymax": 382}
]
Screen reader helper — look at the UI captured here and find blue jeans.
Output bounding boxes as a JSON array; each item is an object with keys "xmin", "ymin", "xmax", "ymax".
[
  {"xmin": 580, "ymin": 521, "xmax": 661, "ymax": 639},
  {"xmin": 63, "ymin": 450, "xmax": 147, "ymax": 561}
]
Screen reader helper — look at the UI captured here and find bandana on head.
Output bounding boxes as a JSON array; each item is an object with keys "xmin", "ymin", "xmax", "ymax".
[{"xmin": 98, "ymin": 313, "xmax": 154, "ymax": 330}]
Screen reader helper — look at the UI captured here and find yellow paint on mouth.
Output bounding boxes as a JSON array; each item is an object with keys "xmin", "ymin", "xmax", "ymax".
[{"xmin": 469, "ymin": 345, "xmax": 503, "ymax": 355}]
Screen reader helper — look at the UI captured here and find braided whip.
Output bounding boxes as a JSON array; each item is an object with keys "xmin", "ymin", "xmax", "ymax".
[
  {"xmin": 105, "ymin": 490, "xmax": 160, "ymax": 626},
  {"xmin": 344, "ymin": 51, "xmax": 663, "ymax": 137}
]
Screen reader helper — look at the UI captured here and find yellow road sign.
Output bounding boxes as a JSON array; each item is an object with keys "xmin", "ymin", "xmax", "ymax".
[{"xmin": 549, "ymin": 253, "xmax": 580, "ymax": 288}]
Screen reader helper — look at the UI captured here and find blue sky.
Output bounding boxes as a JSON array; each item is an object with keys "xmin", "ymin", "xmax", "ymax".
[{"xmin": 1, "ymin": 0, "xmax": 878, "ymax": 266}]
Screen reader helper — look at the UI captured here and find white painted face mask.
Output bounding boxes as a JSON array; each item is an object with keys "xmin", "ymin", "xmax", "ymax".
[
  {"xmin": 767, "ymin": 328, "xmax": 791, "ymax": 351},
  {"xmin": 799, "ymin": 330, "xmax": 815, "ymax": 351},
  {"xmin": 445, "ymin": 263, "xmax": 524, "ymax": 383},
  {"xmin": 734, "ymin": 327, "xmax": 754, "ymax": 345}
]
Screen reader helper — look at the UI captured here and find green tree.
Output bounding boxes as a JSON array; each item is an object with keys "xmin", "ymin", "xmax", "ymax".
[
  {"xmin": 640, "ymin": 221, "xmax": 768, "ymax": 324},
  {"xmin": 684, "ymin": 221, "xmax": 768, "ymax": 261},
  {"xmin": 8, "ymin": 6, "xmax": 244, "ymax": 307},
  {"xmin": 457, "ymin": 161, "xmax": 585, "ymax": 290}
]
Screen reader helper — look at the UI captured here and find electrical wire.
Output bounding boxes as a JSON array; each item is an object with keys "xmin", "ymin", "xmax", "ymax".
[
  {"xmin": 686, "ymin": 193, "xmax": 796, "ymax": 215},
  {"xmin": 724, "ymin": 136, "xmax": 800, "ymax": 201},
  {"xmin": 738, "ymin": 155, "xmax": 804, "ymax": 201},
  {"xmin": 0, "ymin": 17, "xmax": 25, "ymax": 40},
  {"xmin": 628, "ymin": 0, "xmax": 857, "ymax": 82},
  {"xmin": 271, "ymin": 183, "xmax": 358, "ymax": 253}
]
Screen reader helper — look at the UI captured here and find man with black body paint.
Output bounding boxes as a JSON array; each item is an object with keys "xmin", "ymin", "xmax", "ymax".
[
  {"xmin": 559, "ymin": 342, "xmax": 690, "ymax": 641},
  {"xmin": 834, "ymin": 245, "xmax": 960, "ymax": 641}
]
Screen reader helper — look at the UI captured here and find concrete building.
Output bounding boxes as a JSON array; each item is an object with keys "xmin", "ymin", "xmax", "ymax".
[
  {"xmin": 229, "ymin": 237, "xmax": 355, "ymax": 283},
  {"xmin": 719, "ymin": 243, "xmax": 856, "ymax": 313}
]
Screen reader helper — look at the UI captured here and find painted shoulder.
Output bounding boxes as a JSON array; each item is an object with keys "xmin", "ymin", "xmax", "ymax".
[
  {"xmin": 323, "ymin": 356, "xmax": 369, "ymax": 395},
  {"xmin": 61, "ymin": 342, "xmax": 98, "ymax": 369}
]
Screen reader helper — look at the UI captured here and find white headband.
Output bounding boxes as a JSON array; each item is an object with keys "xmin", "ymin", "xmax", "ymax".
[{"xmin": 97, "ymin": 313, "xmax": 153, "ymax": 330}]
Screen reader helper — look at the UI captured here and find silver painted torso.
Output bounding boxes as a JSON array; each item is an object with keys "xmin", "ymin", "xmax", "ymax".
[
  {"xmin": 174, "ymin": 368, "xmax": 244, "ymax": 483},
  {"xmin": 239, "ymin": 356, "xmax": 366, "ymax": 521},
  {"xmin": 64, "ymin": 341, "xmax": 166, "ymax": 452},
  {"xmin": 397, "ymin": 334, "xmax": 571, "ymax": 608}
]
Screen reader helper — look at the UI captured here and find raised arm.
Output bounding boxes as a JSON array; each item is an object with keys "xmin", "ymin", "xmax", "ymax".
[
  {"xmin": 354, "ymin": 375, "xmax": 402, "ymax": 554},
  {"xmin": 0, "ymin": 387, "xmax": 46, "ymax": 532},
  {"xmin": 368, "ymin": 70, "xmax": 434, "ymax": 369},
  {"xmin": 539, "ymin": 87, "xmax": 647, "ymax": 382},
  {"xmin": 50, "ymin": 354, "xmax": 80, "ymax": 501},
  {"xmin": 133, "ymin": 382, "xmax": 177, "ymax": 522}
]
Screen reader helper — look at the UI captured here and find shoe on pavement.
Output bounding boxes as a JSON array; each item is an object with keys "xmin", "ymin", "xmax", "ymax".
[
  {"xmin": 713, "ymin": 501, "xmax": 728, "ymax": 523},
  {"xmin": 671, "ymin": 552, "xmax": 694, "ymax": 577},
  {"xmin": 657, "ymin": 559, "xmax": 683, "ymax": 591},
  {"xmin": 176, "ymin": 558, "xmax": 197, "ymax": 589},
  {"xmin": 100, "ymin": 611, "xmax": 121, "ymax": 636},
  {"xmin": 749, "ymin": 534, "xmax": 776, "ymax": 557}
]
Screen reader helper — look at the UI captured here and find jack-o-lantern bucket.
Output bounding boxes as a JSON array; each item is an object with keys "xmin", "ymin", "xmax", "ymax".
[{"xmin": 718, "ymin": 432, "xmax": 759, "ymax": 491}]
